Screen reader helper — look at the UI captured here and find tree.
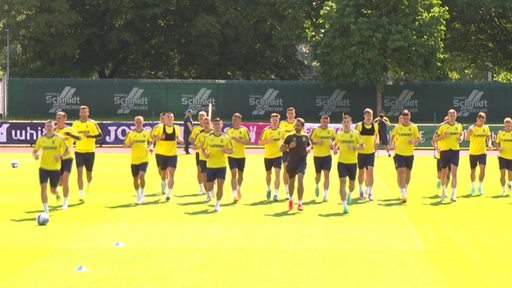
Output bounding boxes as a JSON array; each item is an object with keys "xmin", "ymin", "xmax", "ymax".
[{"xmin": 311, "ymin": 0, "xmax": 448, "ymax": 112}]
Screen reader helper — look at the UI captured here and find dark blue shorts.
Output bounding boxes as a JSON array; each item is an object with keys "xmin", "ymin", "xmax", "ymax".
[
  {"xmin": 314, "ymin": 155, "xmax": 332, "ymax": 173},
  {"xmin": 436, "ymin": 158, "xmax": 452, "ymax": 172},
  {"xmin": 394, "ymin": 154, "xmax": 414, "ymax": 170},
  {"xmin": 228, "ymin": 157, "xmax": 246, "ymax": 171},
  {"xmin": 131, "ymin": 162, "xmax": 148, "ymax": 177},
  {"xmin": 75, "ymin": 152, "xmax": 95, "ymax": 171},
  {"xmin": 199, "ymin": 160, "xmax": 207, "ymax": 173},
  {"xmin": 469, "ymin": 154, "xmax": 487, "ymax": 169},
  {"xmin": 286, "ymin": 157, "xmax": 307, "ymax": 179},
  {"xmin": 357, "ymin": 153, "xmax": 375, "ymax": 169},
  {"xmin": 264, "ymin": 157, "xmax": 282, "ymax": 171},
  {"xmin": 499, "ymin": 157, "xmax": 512, "ymax": 170},
  {"xmin": 337, "ymin": 162, "xmax": 357, "ymax": 180},
  {"xmin": 379, "ymin": 131, "xmax": 389, "ymax": 145},
  {"xmin": 39, "ymin": 168, "xmax": 60, "ymax": 187},
  {"xmin": 195, "ymin": 152, "xmax": 200, "ymax": 166},
  {"xmin": 440, "ymin": 149, "xmax": 460, "ymax": 169},
  {"xmin": 206, "ymin": 167, "xmax": 227, "ymax": 182},
  {"xmin": 282, "ymin": 151, "xmax": 289, "ymax": 163},
  {"xmin": 60, "ymin": 158, "xmax": 73, "ymax": 174},
  {"xmin": 156, "ymin": 154, "xmax": 177, "ymax": 170}
]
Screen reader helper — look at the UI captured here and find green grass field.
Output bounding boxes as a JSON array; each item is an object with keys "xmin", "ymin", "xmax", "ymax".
[{"xmin": 1, "ymin": 149, "xmax": 511, "ymax": 288}]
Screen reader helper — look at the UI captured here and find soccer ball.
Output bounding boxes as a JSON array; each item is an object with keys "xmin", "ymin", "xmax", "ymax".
[
  {"xmin": 11, "ymin": 160, "xmax": 19, "ymax": 168},
  {"xmin": 36, "ymin": 212, "xmax": 50, "ymax": 226}
]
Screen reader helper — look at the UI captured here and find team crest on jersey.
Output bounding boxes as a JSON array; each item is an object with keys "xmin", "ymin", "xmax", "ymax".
[{"xmin": 302, "ymin": 136, "xmax": 306, "ymax": 142}]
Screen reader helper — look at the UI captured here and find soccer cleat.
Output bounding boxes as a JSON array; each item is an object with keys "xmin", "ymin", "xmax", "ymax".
[
  {"xmin": 79, "ymin": 190, "xmax": 86, "ymax": 201},
  {"xmin": 165, "ymin": 196, "xmax": 170, "ymax": 202},
  {"xmin": 450, "ymin": 196, "xmax": 457, "ymax": 202},
  {"xmin": 297, "ymin": 203, "xmax": 303, "ymax": 211},
  {"xmin": 273, "ymin": 194, "xmax": 278, "ymax": 201},
  {"xmin": 205, "ymin": 193, "xmax": 212, "ymax": 202},
  {"xmin": 233, "ymin": 196, "xmax": 239, "ymax": 203},
  {"xmin": 368, "ymin": 193, "xmax": 374, "ymax": 201},
  {"xmin": 161, "ymin": 182, "xmax": 166, "ymax": 194},
  {"xmin": 215, "ymin": 205, "xmax": 221, "ymax": 212},
  {"xmin": 198, "ymin": 190, "xmax": 205, "ymax": 195},
  {"xmin": 237, "ymin": 190, "xmax": 242, "ymax": 201},
  {"xmin": 436, "ymin": 180, "xmax": 441, "ymax": 190},
  {"xmin": 315, "ymin": 187, "xmax": 320, "ymax": 198},
  {"xmin": 478, "ymin": 187, "xmax": 484, "ymax": 195},
  {"xmin": 359, "ymin": 191, "xmax": 365, "ymax": 201},
  {"xmin": 347, "ymin": 192, "xmax": 352, "ymax": 205},
  {"xmin": 440, "ymin": 192, "xmax": 447, "ymax": 202},
  {"xmin": 343, "ymin": 204, "xmax": 349, "ymax": 214},
  {"xmin": 288, "ymin": 200, "xmax": 293, "ymax": 210},
  {"xmin": 502, "ymin": 191, "xmax": 508, "ymax": 197},
  {"xmin": 401, "ymin": 194, "xmax": 407, "ymax": 203},
  {"xmin": 508, "ymin": 183, "xmax": 512, "ymax": 191},
  {"xmin": 266, "ymin": 190, "xmax": 271, "ymax": 201},
  {"xmin": 62, "ymin": 202, "xmax": 68, "ymax": 210},
  {"xmin": 469, "ymin": 187, "xmax": 475, "ymax": 195},
  {"xmin": 323, "ymin": 195, "xmax": 328, "ymax": 202}
]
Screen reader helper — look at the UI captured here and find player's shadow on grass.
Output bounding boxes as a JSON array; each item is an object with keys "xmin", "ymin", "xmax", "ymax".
[
  {"xmin": 185, "ymin": 209, "xmax": 215, "ymax": 215},
  {"xmin": 303, "ymin": 199, "xmax": 324, "ymax": 205},
  {"xmin": 10, "ymin": 217, "xmax": 38, "ymax": 222},
  {"xmin": 173, "ymin": 193, "xmax": 202, "ymax": 198},
  {"xmin": 49, "ymin": 201, "xmax": 85, "ymax": 211},
  {"xmin": 318, "ymin": 212, "xmax": 345, "ymax": 217},
  {"xmin": 265, "ymin": 210, "xmax": 299, "ymax": 217},
  {"xmin": 245, "ymin": 200, "xmax": 273, "ymax": 206},
  {"xmin": 377, "ymin": 198, "xmax": 404, "ymax": 207},
  {"xmin": 106, "ymin": 199, "xmax": 160, "ymax": 209},
  {"xmin": 177, "ymin": 200, "xmax": 210, "ymax": 206}
]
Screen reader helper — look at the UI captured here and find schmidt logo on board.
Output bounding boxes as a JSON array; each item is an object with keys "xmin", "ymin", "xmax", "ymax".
[
  {"xmin": 114, "ymin": 87, "xmax": 149, "ymax": 114},
  {"xmin": 45, "ymin": 86, "xmax": 81, "ymax": 113},
  {"xmin": 384, "ymin": 89, "xmax": 419, "ymax": 117},
  {"xmin": 249, "ymin": 89, "xmax": 284, "ymax": 116},
  {"xmin": 453, "ymin": 90, "xmax": 488, "ymax": 117},
  {"xmin": 181, "ymin": 88, "xmax": 215, "ymax": 113},
  {"xmin": 315, "ymin": 89, "xmax": 350, "ymax": 116}
]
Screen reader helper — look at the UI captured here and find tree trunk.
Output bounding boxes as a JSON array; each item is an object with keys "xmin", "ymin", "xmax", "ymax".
[{"xmin": 375, "ymin": 82, "xmax": 383, "ymax": 113}]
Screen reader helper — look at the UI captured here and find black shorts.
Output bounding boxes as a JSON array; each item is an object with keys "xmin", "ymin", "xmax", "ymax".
[
  {"xmin": 206, "ymin": 167, "xmax": 227, "ymax": 182},
  {"xmin": 264, "ymin": 157, "xmax": 282, "ymax": 171},
  {"xmin": 440, "ymin": 149, "xmax": 460, "ymax": 169},
  {"xmin": 60, "ymin": 158, "xmax": 73, "ymax": 174},
  {"xmin": 228, "ymin": 157, "xmax": 246, "ymax": 172},
  {"xmin": 199, "ymin": 160, "xmax": 207, "ymax": 173},
  {"xmin": 469, "ymin": 154, "xmax": 487, "ymax": 169},
  {"xmin": 314, "ymin": 155, "xmax": 332, "ymax": 173},
  {"xmin": 286, "ymin": 157, "xmax": 307, "ymax": 179},
  {"xmin": 357, "ymin": 153, "xmax": 375, "ymax": 169},
  {"xmin": 379, "ymin": 131, "xmax": 389, "ymax": 145},
  {"xmin": 436, "ymin": 158, "xmax": 452, "ymax": 172},
  {"xmin": 394, "ymin": 154, "xmax": 414, "ymax": 170},
  {"xmin": 195, "ymin": 152, "xmax": 200, "ymax": 166},
  {"xmin": 39, "ymin": 168, "xmax": 60, "ymax": 187},
  {"xmin": 75, "ymin": 152, "xmax": 95, "ymax": 171},
  {"xmin": 499, "ymin": 157, "xmax": 512, "ymax": 170},
  {"xmin": 156, "ymin": 154, "xmax": 177, "ymax": 170},
  {"xmin": 337, "ymin": 162, "xmax": 357, "ymax": 180},
  {"xmin": 282, "ymin": 151, "xmax": 290, "ymax": 163},
  {"xmin": 131, "ymin": 162, "xmax": 148, "ymax": 177}
]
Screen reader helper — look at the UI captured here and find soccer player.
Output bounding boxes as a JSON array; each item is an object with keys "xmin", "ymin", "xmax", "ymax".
[
  {"xmin": 374, "ymin": 112, "xmax": 391, "ymax": 157},
  {"xmin": 33, "ymin": 120, "xmax": 69, "ymax": 214},
  {"xmin": 355, "ymin": 108, "xmax": 379, "ymax": 201},
  {"xmin": 495, "ymin": 117, "xmax": 512, "ymax": 196},
  {"xmin": 151, "ymin": 112, "xmax": 166, "ymax": 179},
  {"xmin": 72, "ymin": 105, "xmax": 103, "ymax": 200},
  {"xmin": 194, "ymin": 117, "xmax": 214, "ymax": 201},
  {"xmin": 433, "ymin": 109, "xmax": 463, "ymax": 202},
  {"xmin": 434, "ymin": 116, "xmax": 450, "ymax": 190},
  {"xmin": 333, "ymin": 115, "xmax": 364, "ymax": 213},
  {"xmin": 465, "ymin": 112, "xmax": 492, "ymax": 195},
  {"xmin": 183, "ymin": 109, "xmax": 194, "ymax": 154},
  {"xmin": 190, "ymin": 111, "xmax": 208, "ymax": 194},
  {"xmin": 54, "ymin": 112, "xmax": 81, "ymax": 209},
  {"xmin": 280, "ymin": 107, "xmax": 298, "ymax": 198},
  {"xmin": 124, "ymin": 116, "xmax": 153, "ymax": 204},
  {"xmin": 151, "ymin": 112, "xmax": 183, "ymax": 201},
  {"xmin": 390, "ymin": 109, "xmax": 420, "ymax": 203},
  {"xmin": 310, "ymin": 114, "xmax": 335, "ymax": 201},
  {"xmin": 226, "ymin": 113, "xmax": 252, "ymax": 203},
  {"xmin": 259, "ymin": 113, "xmax": 286, "ymax": 201},
  {"xmin": 281, "ymin": 118, "xmax": 311, "ymax": 211},
  {"xmin": 203, "ymin": 118, "xmax": 234, "ymax": 211}
]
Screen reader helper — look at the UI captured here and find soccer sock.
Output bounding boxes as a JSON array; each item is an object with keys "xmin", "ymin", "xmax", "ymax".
[
  {"xmin": 87, "ymin": 181, "xmax": 91, "ymax": 187},
  {"xmin": 79, "ymin": 189, "xmax": 85, "ymax": 196},
  {"xmin": 43, "ymin": 203, "xmax": 49, "ymax": 214},
  {"xmin": 342, "ymin": 200, "xmax": 347, "ymax": 206},
  {"xmin": 298, "ymin": 200, "xmax": 302, "ymax": 205},
  {"xmin": 166, "ymin": 188, "xmax": 172, "ymax": 197},
  {"xmin": 289, "ymin": 196, "xmax": 294, "ymax": 201},
  {"xmin": 274, "ymin": 188, "xmax": 279, "ymax": 196},
  {"xmin": 367, "ymin": 186, "xmax": 373, "ymax": 195},
  {"xmin": 199, "ymin": 183, "xmax": 205, "ymax": 193},
  {"xmin": 215, "ymin": 200, "xmax": 220, "ymax": 207},
  {"xmin": 267, "ymin": 185, "xmax": 271, "ymax": 191},
  {"xmin": 316, "ymin": 184, "xmax": 320, "ymax": 189},
  {"xmin": 451, "ymin": 187, "xmax": 456, "ymax": 197},
  {"xmin": 442, "ymin": 186, "xmax": 446, "ymax": 194},
  {"xmin": 140, "ymin": 188, "xmax": 144, "ymax": 196},
  {"xmin": 478, "ymin": 182, "xmax": 482, "ymax": 189},
  {"xmin": 237, "ymin": 184, "xmax": 242, "ymax": 191},
  {"xmin": 359, "ymin": 184, "xmax": 364, "ymax": 193},
  {"xmin": 324, "ymin": 189, "xmax": 328, "ymax": 197},
  {"xmin": 400, "ymin": 188, "xmax": 406, "ymax": 196},
  {"xmin": 62, "ymin": 197, "xmax": 68, "ymax": 206},
  {"xmin": 502, "ymin": 186, "xmax": 506, "ymax": 193},
  {"xmin": 471, "ymin": 181, "xmax": 475, "ymax": 189},
  {"xmin": 285, "ymin": 184, "xmax": 289, "ymax": 194},
  {"xmin": 233, "ymin": 190, "xmax": 237, "ymax": 197},
  {"xmin": 207, "ymin": 190, "xmax": 214, "ymax": 198}
]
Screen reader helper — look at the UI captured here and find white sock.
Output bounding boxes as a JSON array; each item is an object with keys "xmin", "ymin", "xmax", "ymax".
[
  {"xmin": 215, "ymin": 200, "xmax": 220, "ymax": 207},
  {"xmin": 140, "ymin": 188, "xmax": 144, "ymax": 196},
  {"xmin": 367, "ymin": 186, "xmax": 373, "ymax": 195},
  {"xmin": 79, "ymin": 189, "xmax": 84, "ymax": 196},
  {"xmin": 267, "ymin": 185, "xmax": 271, "ymax": 191},
  {"xmin": 342, "ymin": 200, "xmax": 347, "ymax": 206},
  {"xmin": 233, "ymin": 190, "xmax": 237, "ymax": 197},
  {"xmin": 315, "ymin": 184, "xmax": 320, "ymax": 189},
  {"xmin": 87, "ymin": 181, "xmax": 91, "ymax": 187},
  {"xmin": 63, "ymin": 197, "xmax": 68, "ymax": 206},
  {"xmin": 451, "ymin": 188, "xmax": 456, "ymax": 197},
  {"xmin": 359, "ymin": 184, "xmax": 364, "ymax": 193},
  {"xmin": 442, "ymin": 186, "xmax": 446, "ymax": 193},
  {"xmin": 207, "ymin": 190, "xmax": 214, "ymax": 198},
  {"xmin": 502, "ymin": 186, "xmax": 506, "ymax": 192},
  {"xmin": 237, "ymin": 184, "xmax": 242, "ymax": 191},
  {"xmin": 289, "ymin": 196, "xmax": 294, "ymax": 201},
  {"xmin": 400, "ymin": 188, "xmax": 406, "ymax": 196},
  {"xmin": 199, "ymin": 183, "xmax": 205, "ymax": 193},
  {"xmin": 285, "ymin": 185, "xmax": 289, "ymax": 194},
  {"xmin": 43, "ymin": 203, "xmax": 49, "ymax": 214},
  {"xmin": 324, "ymin": 190, "xmax": 328, "ymax": 197},
  {"xmin": 471, "ymin": 182, "xmax": 475, "ymax": 189},
  {"xmin": 478, "ymin": 182, "xmax": 482, "ymax": 189},
  {"xmin": 274, "ymin": 188, "xmax": 279, "ymax": 196},
  {"xmin": 166, "ymin": 188, "xmax": 172, "ymax": 197}
]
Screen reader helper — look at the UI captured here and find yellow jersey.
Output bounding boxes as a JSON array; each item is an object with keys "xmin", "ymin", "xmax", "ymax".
[
  {"xmin": 34, "ymin": 134, "xmax": 68, "ymax": 170},
  {"xmin": 310, "ymin": 126, "xmax": 335, "ymax": 157},
  {"xmin": 194, "ymin": 129, "xmax": 213, "ymax": 160},
  {"xmin": 190, "ymin": 124, "xmax": 203, "ymax": 142},
  {"xmin": 355, "ymin": 122, "xmax": 378, "ymax": 154},
  {"xmin": 334, "ymin": 129, "xmax": 363, "ymax": 164},
  {"xmin": 151, "ymin": 124, "xmax": 180, "ymax": 156},
  {"xmin": 260, "ymin": 126, "xmax": 285, "ymax": 159},
  {"xmin": 391, "ymin": 123, "xmax": 420, "ymax": 156},
  {"xmin": 496, "ymin": 130, "xmax": 512, "ymax": 160},
  {"xmin": 125, "ymin": 130, "xmax": 152, "ymax": 164},
  {"xmin": 54, "ymin": 126, "xmax": 79, "ymax": 160},
  {"xmin": 436, "ymin": 122, "xmax": 463, "ymax": 151},
  {"xmin": 203, "ymin": 133, "xmax": 233, "ymax": 168},
  {"xmin": 280, "ymin": 120, "xmax": 296, "ymax": 135},
  {"xmin": 226, "ymin": 126, "xmax": 251, "ymax": 158},
  {"xmin": 468, "ymin": 124, "xmax": 491, "ymax": 155},
  {"xmin": 72, "ymin": 119, "xmax": 102, "ymax": 153}
]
